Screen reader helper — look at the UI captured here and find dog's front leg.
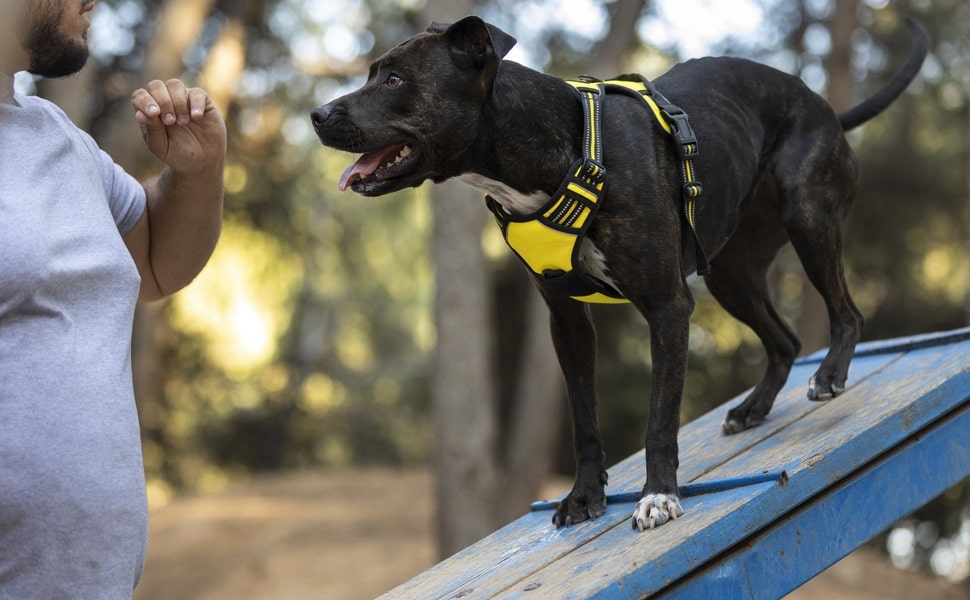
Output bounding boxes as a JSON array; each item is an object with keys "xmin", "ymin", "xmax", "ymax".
[
  {"xmin": 631, "ymin": 290, "xmax": 694, "ymax": 530},
  {"xmin": 539, "ymin": 287, "xmax": 607, "ymax": 528}
]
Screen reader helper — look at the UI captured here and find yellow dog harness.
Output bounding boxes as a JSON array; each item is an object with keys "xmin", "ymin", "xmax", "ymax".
[{"xmin": 485, "ymin": 75, "xmax": 708, "ymax": 304}]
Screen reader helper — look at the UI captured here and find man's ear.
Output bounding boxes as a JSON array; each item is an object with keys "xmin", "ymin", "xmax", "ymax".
[{"xmin": 438, "ymin": 16, "xmax": 517, "ymax": 70}]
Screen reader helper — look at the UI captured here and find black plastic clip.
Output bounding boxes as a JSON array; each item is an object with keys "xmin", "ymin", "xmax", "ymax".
[{"xmin": 663, "ymin": 111, "xmax": 699, "ymax": 160}]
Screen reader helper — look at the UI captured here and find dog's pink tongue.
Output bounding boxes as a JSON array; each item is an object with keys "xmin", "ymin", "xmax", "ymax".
[{"xmin": 339, "ymin": 152, "xmax": 384, "ymax": 191}]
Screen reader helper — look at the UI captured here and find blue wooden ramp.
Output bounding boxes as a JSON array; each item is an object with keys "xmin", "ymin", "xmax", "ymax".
[{"xmin": 382, "ymin": 328, "xmax": 970, "ymax": 599}]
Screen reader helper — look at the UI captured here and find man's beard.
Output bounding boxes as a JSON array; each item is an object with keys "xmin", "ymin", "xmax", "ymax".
[{"xmin": 23, "ymin": 7, "xmax": 90, "ymax": 78}]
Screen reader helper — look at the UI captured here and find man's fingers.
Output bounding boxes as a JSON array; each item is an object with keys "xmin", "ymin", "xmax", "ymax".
[
  {"xmin": 131, "ymin": 87, "xmax": 161, "ymax": 126},
  {"xmin": 151, "ymin": 79, "xmax": 187, "ymax": 126},
  {"xmin": 133, "ymin": 79, "xmax": 196, "ymax": 127}
]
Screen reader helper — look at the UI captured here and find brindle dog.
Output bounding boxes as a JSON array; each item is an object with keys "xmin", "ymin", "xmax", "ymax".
[{"xmin": 311, "ymin": 16, "xmax": 928, "ymax": 530}]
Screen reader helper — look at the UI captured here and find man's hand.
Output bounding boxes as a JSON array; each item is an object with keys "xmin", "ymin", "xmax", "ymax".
[
  {"xmin": 131, "ymin": 78, "xmax": 227, "ymax": 173},
  {"xmin": 125, "ymin": 79, "xmax": 226, "ymax": 301}
]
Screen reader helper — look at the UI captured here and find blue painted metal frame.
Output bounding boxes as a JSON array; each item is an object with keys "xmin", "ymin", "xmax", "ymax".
[{"xmin": 380, "ymin": 328, "xmax": 970, "ymax": 599}]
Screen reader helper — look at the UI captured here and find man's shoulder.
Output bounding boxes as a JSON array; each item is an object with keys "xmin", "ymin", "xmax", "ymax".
[{"xmin": 16, "ymin": 92, "xmax": 74, "ymax": 123}]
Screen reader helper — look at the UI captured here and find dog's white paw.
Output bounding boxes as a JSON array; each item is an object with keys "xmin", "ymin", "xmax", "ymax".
[{"xmin": 632, "ymin": 494, "xmax": 684, "ymax": 531}]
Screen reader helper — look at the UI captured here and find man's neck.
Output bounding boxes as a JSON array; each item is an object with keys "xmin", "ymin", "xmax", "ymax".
[{"xmin": 0, "ymin": 73, "xmax": 16, "ymax": 105}]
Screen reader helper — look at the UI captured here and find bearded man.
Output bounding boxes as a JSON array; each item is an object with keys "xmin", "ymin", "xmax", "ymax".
[{"xmin": 0, "ymin": 1, "xmax": 226, "ymax": 596}]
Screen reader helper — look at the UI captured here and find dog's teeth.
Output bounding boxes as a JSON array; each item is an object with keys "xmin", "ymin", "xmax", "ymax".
[{"xmin": 381, "ymin": 146, "xmax": 413, "ymax": 171}]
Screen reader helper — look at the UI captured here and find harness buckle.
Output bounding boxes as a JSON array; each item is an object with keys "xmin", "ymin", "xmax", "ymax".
[{"xmin": 664, "ymin": 112, "xmax": 699, "ymax": 159}]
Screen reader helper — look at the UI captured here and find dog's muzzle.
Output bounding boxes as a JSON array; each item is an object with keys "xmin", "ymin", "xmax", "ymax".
[{"xmin": 310, "ymin": 104, "xmax": 345, "ymax": 138}]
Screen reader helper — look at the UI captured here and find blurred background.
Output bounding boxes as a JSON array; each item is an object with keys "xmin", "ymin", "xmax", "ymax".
[{"xmin": 17, "ymin": 0, "xmax": 969, "ymax": 596}]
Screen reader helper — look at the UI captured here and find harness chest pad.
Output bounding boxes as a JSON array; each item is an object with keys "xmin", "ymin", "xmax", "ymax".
[{"xmin": 486, "ymin": 157, "xmax": 627, "ymax": 303}]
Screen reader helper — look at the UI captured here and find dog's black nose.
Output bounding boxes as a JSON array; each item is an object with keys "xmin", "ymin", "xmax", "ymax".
[{"xmin": 310, "ymin": 104, "xmax": 345, "ymax": 131}]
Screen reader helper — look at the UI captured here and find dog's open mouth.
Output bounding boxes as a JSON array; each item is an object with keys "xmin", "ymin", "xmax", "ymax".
[{"xmin": 338, "ymin": 142, "xmax": 418, "ymax": 193}]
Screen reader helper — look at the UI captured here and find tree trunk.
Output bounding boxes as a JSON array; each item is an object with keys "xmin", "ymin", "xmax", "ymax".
[
  {"xmin": 825, "ymin": 0, "xmax": 858, "ymax": 113},
  {"xmin": 794, "ymin": 0, "xmax": 859, "ymax": 354},
  {"xmin": 430, "ymin": 179, "xmax": 500, "ymax": 558},
  {"xmin": 589, "ymin": 0, "xmax": 648, "ymax": 76},
  {"xmin": 422, "ymin": 0, "xmax": 499, "ymax": 559}
]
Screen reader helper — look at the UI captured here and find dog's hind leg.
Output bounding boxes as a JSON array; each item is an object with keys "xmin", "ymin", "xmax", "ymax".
[
  {"xmin": 708, "ymin": 186, "xmax": 802, "ymax": 434},
  {"xmin": 776, "ymin": 134, "xmax": 864, "ymax": 402},
  {"xmin": 786, "ymin": 218, "xmax": 863, "ymax": 401},
  {"xmin": 537, "ymin": 287, "xmax": 609, "ymax": 527}
]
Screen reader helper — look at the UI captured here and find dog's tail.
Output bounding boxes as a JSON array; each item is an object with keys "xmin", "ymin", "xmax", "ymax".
[{"xmin": 838, "ymin": 17, "xmax": 929, "ymax": 131}]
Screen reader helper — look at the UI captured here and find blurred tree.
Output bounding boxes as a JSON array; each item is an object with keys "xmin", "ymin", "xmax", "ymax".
[
  {"xmin": 793, "ymin": 0, "xmax": 861, "ymax": 353},
  {"xmin": 422, "ymin": 0, "xmax": 501, "ymax": 560}
]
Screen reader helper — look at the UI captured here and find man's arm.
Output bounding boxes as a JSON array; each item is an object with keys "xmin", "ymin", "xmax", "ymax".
[{"xmin": 123, "ymin": 79, "xmax": 227, "ymax": 302}]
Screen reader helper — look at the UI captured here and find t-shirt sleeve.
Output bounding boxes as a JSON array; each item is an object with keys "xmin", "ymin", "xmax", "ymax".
[
  {"xmin": 37, "ymin": 97, "xmax": 147, "ymax": 236},
  {"xmin": 77, "ymin": 129, "xmax": 147, "ymax": 237}
]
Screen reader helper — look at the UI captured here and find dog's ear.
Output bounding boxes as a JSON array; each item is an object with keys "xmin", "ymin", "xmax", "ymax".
[
  {"xmin": 441, "ymin": 16, "xmax": 517, "ymax": 70},
  {"xmin": 485, "ymin": 22, "xmax": 517, "ymax": 59}
]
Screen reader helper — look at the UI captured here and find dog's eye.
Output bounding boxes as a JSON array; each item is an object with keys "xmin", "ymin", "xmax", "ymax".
[{"xmin": 386, "ymin": 74, "xmax": 404, "ymax": 89}]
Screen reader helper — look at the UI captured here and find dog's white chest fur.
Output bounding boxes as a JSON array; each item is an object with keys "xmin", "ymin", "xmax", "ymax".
[
  {"xmin": 457, "ymin": 173, "xmax": 546, "ymax": 213},
  {"xmin": 457, "ymin": 173, "xmax": 616, "ymax": 290}
]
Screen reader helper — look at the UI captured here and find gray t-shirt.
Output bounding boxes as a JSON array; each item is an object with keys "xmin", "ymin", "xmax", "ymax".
[{"xmin": 0, "ymin": 80, "xmax": 149, "ymax": 598}]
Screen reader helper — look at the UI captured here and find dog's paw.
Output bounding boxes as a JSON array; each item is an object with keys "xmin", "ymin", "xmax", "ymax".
[
  {"xmin": 552, "ymin": 491, "xmax": 606, "ymax": 528},
  {"xmin": 721, "ymin": 408, "xmax": 765, "ymax": 436},
  {"xmin": 807, "ymin": 375, "xmax": 845, "ymax": 402},
  {"xmin": 631, "ymin": 494, "xmax": 684, "ymax": 531}
]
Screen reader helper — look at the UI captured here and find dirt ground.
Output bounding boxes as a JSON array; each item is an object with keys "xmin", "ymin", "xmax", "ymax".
[{"xmin": 133, "ymin": 469, "xmax": 966, "ymax": 600}]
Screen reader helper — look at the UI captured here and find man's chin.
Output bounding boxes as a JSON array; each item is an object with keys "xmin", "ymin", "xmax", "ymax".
[
  {"xmin": 28, "ymin": 50, "xmax": 88, "ymax": 78},
  {"xmin": 26, "ymin": 32, "xmax": 89, "ymax": 79}
]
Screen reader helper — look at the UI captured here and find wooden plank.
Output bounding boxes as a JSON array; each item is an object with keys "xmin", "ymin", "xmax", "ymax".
[
  {"xmin": 616, "ymin": 352, "xmax": 901, "ymax": 491},
  {"xmin": 488, "ymin": 342, "xmax": 970, "ymax": 599},
  {"xmin": 657, "ymin": 402, "xmax": 970, "ymax": 599},
  {"xmin": 380, "ymin": 329, "xmax": 970, "ymax": 599}
]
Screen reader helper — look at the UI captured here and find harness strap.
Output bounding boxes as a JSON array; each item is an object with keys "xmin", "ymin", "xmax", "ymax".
[
  {"xmin": 611, "ymin": 74, "xmax": 710, "ymax": 275},
  {"xmin": 568, "ymin": 79, "xmax": 605, "ymax": 164}
]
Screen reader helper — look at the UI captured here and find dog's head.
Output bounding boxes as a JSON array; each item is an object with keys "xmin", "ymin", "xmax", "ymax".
[{"xmin": 311, "ymin": 16, "xmax": 516, "ymax": 196}]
